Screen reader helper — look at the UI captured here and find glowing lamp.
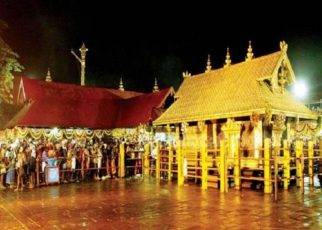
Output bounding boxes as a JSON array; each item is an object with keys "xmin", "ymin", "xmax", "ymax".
[{"xmin": 292, "ymin": 80, "xmax": 308, "ymax": 99}]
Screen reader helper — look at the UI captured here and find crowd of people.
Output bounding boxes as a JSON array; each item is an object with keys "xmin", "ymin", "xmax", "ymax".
[{"xmin": 0, "ymin": 137, "xmax": 121, "ymax": 191}]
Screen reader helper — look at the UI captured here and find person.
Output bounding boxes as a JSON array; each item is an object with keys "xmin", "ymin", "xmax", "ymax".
[
  {"xmin": 15, "ymin": 146, "xmax": 26, "ymax": 191},
  {"xmin": 83, "ymin": 145, "xmax": 91, "ymax": 180},
  {"xmin": 74, "ymin": 146, "xmax": 82, "ymax": 182},
  {"xmin": 150, "ymin": 143, "xmax": 157, "ymax": 175},
  {"xmin": 92, "ymin": 143, "xmax": 101, "ymax": 181},
  {"xmin": 59, "ymin": 142, "xmax": 68, "ymax": 183},
  {"xmin": 113, "ymin": 142, "xmax": 119, "ymax": 178},
  {"xmin": 70, "ymin": 146, "xmax": 77, "ymax": 182},
  {"xmin": 41, "ymin": 146, "xmax": 48, "ymax": 173},
  {"xmin": 240, "ymin": 123, "xmax": 254, "ymax": 158},
  {"xmin": 80, "ymin": 145, "xmax": 86, "ymax": 181},
  {"xmin": 0, "ymin": 144, "xmax": 6, "ymax": 190},
  {"xmin": 101, "ymin": 143, "xmax": 109, "ymax": 180},
  {"xmin": 318, "ymin": 152, "xmax": 322, "ymax": 187},
  {"xmin": 28, "ymin": 144, "xmax": 36, "ymax": 188},
  {"xmin": 96, "ymin": 145, "xmax": 103, "ymax": 180},
  {"xmin": 110, "ymin": 143, "xmax": 118, "ymax": 178},
  {"xmin": 125, "ymin": 143, "xmax": 135, "ymax": 177},
  {"xmin": 66, "ymin": 144, "xmax": 75, "ymax": 182},
  {"xmin": 5, "ymin": 146, "xmax": 16, "ymax": 189}
]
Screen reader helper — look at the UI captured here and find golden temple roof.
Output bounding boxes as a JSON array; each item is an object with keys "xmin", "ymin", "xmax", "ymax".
[{"xmin": 155, "ymin": 47, "xmax": 317, "ymax": 125}]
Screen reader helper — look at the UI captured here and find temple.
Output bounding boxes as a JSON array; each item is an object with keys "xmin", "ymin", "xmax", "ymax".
[{"xmin": 155, "ymin": 41, "xmax": 319, "ymax": 158}]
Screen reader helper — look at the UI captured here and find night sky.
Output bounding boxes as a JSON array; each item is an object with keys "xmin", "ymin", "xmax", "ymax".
[{"xmin": 0, "ymin": 1, "xmax": 321, "ymax": 99}]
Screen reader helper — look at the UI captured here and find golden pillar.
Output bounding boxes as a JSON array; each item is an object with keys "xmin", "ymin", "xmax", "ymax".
[
  {"xmin": 320, "ymin": 139, "xmax": 322, "ymax": 160},
  {"xmin": 201, "ymin": 140, "xmax": 208, "ymax": 190},
  {"xmin": 234, "ymin": 138, "xmax": 240, "ymax": 190},
  {"xmin": 155, "ymin": 142, "xmax": 160, "ymax": 180},
  {"xmin": 198, "ymin": 121, "xmax": 207, "ymax": 189},
  {"xmin": 177, "ymin": 141, "xmax": 184, "ymax": 186},
  {"xmin": 176, "ymin": 126, "xmax": 184, "ymax": 186},
  {"xmin": 118, "ymin": 142, "xmax": 125, "ymax": 178},
  {"xmin": 308, "ymin": 141, "xmax": 314, "ymax": 186},
  {"xmin": 212, "ymin": 122, "xmax": 217, "ymax": 150},
  {"xmin": 219, "ymin": 140, "xmax": 228, "ymax": 193},
  {"xmin": 283, "ymin": 140, "xmax": 290, "ymax": 190},
  {"xmin": 295, "ymin": 140, "xmax": 303, "ymax": 188},
  {"xmin": 264, "ymin": 138, "xmax": 272, "ymax": 193},
  {"xmin": 143, "ymin": 143, "xmax": 150, "ymax": 176},
  {"xmin": 168, "ymin": 145, "xmax": 173, "ymax": 181}
]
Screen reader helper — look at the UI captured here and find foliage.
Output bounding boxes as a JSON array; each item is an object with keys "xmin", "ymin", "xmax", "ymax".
[{"xmin": 0, "ymin": 19, "xmax": 24, "ymax": 104}]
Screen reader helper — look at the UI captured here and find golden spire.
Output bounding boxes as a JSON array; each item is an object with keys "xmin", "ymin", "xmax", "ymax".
[
  {"xmin": 205, "ymin": 54, "xmax": 212, "ymax": 73},
  {"xmin": 119, "ymin": 77, "xmax": 124, "ymax": 91},
  {"xmin": 245, "ymin": 41, "xmax": 254, "ymax": 61},
  {"xmin": 153, "ymin": 77, "xmax": 159, "ymax": 92},
  {"xmin": 182, "ymin": 71, "xmax": 191, "ymax": 78},
  {"xmin": 45, "ymin": 68, "xmax": 52, "ymax": 82},
  {"xmin": 224, "ymin": 47, "xmax": 231, "ymax": 68},
  {"xmin": 279, "ymin": 41, "xmax": 288, "ymax": 52}
]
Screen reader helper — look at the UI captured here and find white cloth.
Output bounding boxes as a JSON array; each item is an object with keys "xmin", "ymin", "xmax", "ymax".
[
  {"xmin": 97, "ymin": 157, "xmax": 102, "ymax": 169},
  {"xmin": 31, "ymin": 149, "xmax": 36, "ymax": 158},
  {"xmin": 151, "ymin": 147, "xmax": 157, "ymax": 159},
  {"xmin": 71, "ymin": 157, "xmax": 76, "ymax": 170},
  {"xmin": 42, "ymin": 162, "xmax": 46, "ymax": 172}
]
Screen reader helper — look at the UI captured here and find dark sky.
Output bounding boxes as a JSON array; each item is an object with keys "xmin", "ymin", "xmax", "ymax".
[{"xmin": 0, "ymin": 1, "xmax": 321, "ymax": 99}]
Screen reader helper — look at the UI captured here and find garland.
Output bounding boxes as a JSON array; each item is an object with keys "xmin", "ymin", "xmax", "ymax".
[{"xmin": 0, "ymin": 126, "xmax": 152, "ymax": 143}]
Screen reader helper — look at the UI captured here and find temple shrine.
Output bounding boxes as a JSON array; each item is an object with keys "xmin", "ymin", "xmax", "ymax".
[
  {"xmin": 155, "ymin": 41, "xmax": 319, "ymax": 149},
  {"xmin": 153, "ymin": 41, "xmax": 321, "ymax": 193}
]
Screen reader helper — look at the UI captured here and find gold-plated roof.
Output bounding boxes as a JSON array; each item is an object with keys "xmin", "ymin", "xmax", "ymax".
[{"xmin": 155, "ymin": 50, "xmax": 317, "ymax": 125}]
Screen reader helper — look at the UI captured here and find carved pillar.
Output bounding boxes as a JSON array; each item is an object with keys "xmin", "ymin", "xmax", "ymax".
[
  {"xmin": 222, "ymin": 119, "xmax": 241, "ymax": 189},
  {"xmin": 212, "ymin": 121, "xmax": 217, "ymax": 150},
  {"xmin": 197, "ymin": 121, "xmax": 207, "ymax": 150},
  {"xmin": 222, "ymin": 119, "xmax": 241, "ymax": 160},
  {"xmin": 286, "ymin": 121, "xmax": 291, "ymax": 142},
  {"xmin": 251, "ymin": 112, "xmax": 262, "ymax": 158},
  {"xmin": 272, "ymin": 114, "xmax": 286, "ymax": 147}
]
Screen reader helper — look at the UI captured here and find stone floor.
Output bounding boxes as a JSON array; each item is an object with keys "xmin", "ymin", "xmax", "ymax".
[{"xmin": 0, "ymin": 178, "xmax": 322, "ymax": 229}]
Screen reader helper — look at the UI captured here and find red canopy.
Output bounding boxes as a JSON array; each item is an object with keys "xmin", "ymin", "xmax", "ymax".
[{"xmin": 7, "ymin": 77, "xmax": 173, "ymax": 129}]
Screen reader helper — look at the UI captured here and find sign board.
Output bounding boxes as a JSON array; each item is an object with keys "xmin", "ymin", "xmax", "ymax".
[{"xmin": 45, "ymin": 166, "xmax": 60, "ymax": 184}]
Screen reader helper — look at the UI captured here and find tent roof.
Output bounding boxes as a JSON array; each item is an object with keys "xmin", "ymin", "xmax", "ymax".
[{"xmin": 7, "ymin": 77, "xmax": 173, "ymax": 129}]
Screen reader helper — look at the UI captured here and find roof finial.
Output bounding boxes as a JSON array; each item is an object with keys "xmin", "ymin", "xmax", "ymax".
[
  {"xmin": 279, "ymin": 41, "xmax": 288, "ymax": 52},
  {"xmin": 71, "ymin": 42, "xmax": 88, "ymax": 86},
  {"xmin": 205, "ymin": 54, "xmax": 212, "ymax": 73},
  {"xmin": 153, "ymin": 77, "xmax": 160, "ymax": 92},
  {"xmin": 245, "ymin": 41, "xmax": 254, "ymax": 61},
  {"xmin": 45, "ymin": 68, "xmax": 52, "ymax": 82},
  {"xmin": 224, "ymin": 47, "xmax": 231, "ymax": 68},
  {"xmin": 119, "ymin": 77, "xmax": 124, "ymax": 91},
  {"xmin": 182, "ymin": 71, "xmax": 191, "ymax": 78}
]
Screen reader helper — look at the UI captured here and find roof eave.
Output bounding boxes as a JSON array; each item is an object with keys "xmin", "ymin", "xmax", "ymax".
[
  {"xmin": 154, "ymin": 108, "xmax": 267, "ymax": 125},
  {"xmin": 271, "ymin": 109, "xmax": 318, "ymax": 120}
]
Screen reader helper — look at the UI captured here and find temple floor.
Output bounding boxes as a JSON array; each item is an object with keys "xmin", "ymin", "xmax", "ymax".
[{"xmin": 0, "ymin": 178, "xmax": 321, "ymax": 229}]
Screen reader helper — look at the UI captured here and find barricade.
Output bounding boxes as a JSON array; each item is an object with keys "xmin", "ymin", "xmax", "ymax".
[{"xmin": 148, "ymin": 138, "xmax": 322, "ymax": 201}]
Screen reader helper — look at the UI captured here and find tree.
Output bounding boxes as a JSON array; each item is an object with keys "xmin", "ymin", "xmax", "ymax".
[{"xmin": 0, "ymin": 19, "xmax": 24, "ymax": 104}]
